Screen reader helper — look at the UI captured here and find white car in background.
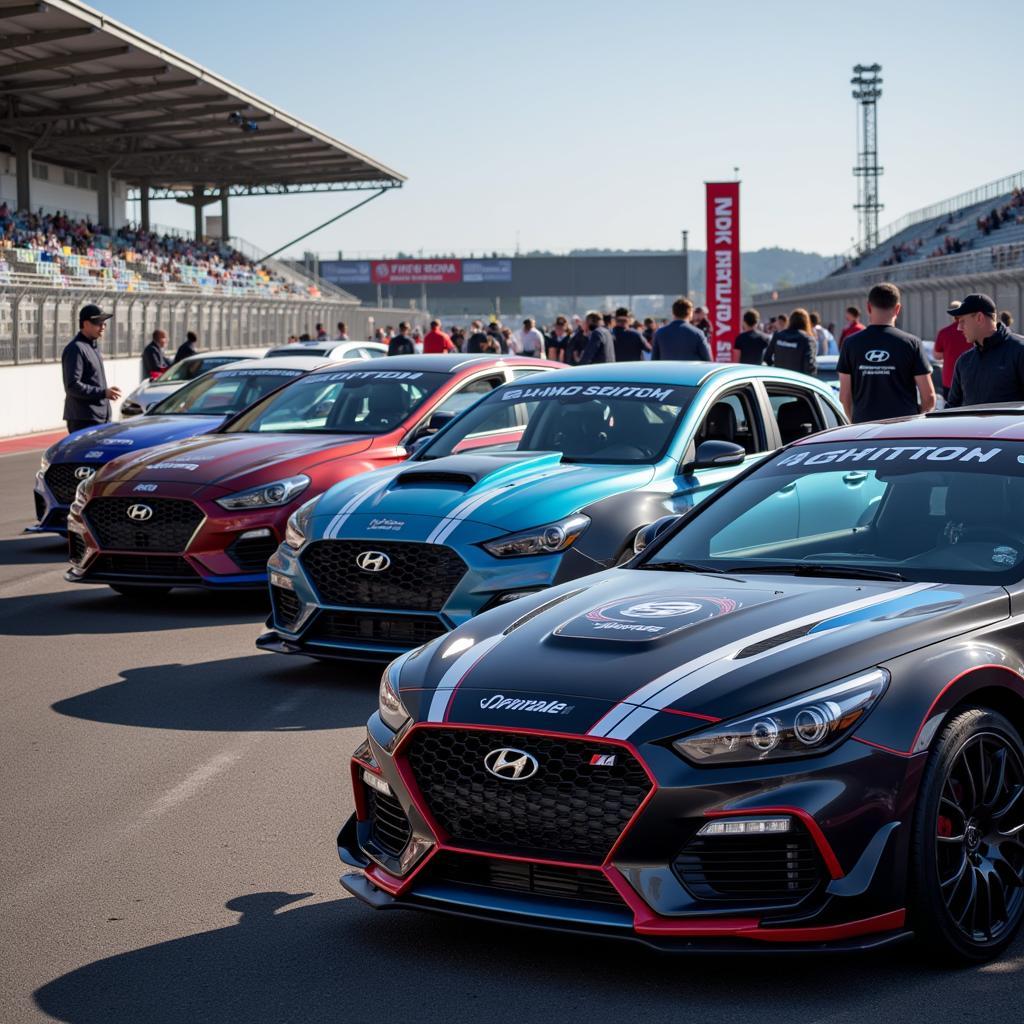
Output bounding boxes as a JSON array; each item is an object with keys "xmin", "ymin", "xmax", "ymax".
[
  {"xmin": 816, "ymin": 349, "xmax": 944, "ymax": 409},
  {"xmin": 120, "ymin": 349, "xmax": 265, "ymax": 417},
  {"xmin": 263, "ymin": 340, "xmax": 387, "ymax": 360}
]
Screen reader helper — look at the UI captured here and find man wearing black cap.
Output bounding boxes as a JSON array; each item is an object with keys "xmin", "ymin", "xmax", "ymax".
[
  {"xmin": 946, "ymin": 293, "xmax": 1024, "ymax": 407},
  {"xmin": 61, "ymin": 304, "xmax": 121, "ymax": 434}
]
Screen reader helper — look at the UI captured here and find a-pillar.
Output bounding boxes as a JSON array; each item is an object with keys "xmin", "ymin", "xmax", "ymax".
[
  {"xmin": 219, "ymin": 189, "xmax": 230, "ymax": 242},
  {"xmin": 193, "ymin": 185, "xmax": 204, "ymax": 240},
  {"xmin": 95, "ymin": 163, "xmax": 112, "ymax": 230},
  {"xmin": 14, "ymin": 139, "xmax": 32, "ymax": 212},
  {"xmin": 139, "ymin": 180, "xmax": 150, "ymax": 231}
]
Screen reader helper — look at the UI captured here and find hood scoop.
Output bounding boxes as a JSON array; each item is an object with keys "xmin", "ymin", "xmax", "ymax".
[
  {"xmin": 735, "ymin": 622, "xmax": 817, "ymax": 658},
  {"xmin": 394, "ymin": 469, "xmax": 477, "ymax": 489}
]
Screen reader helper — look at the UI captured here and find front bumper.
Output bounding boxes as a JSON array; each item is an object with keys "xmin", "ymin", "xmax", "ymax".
[
  {"xmin": 337, "ymin": 716, "xmax": 919, "ymax": 951},
  {"xmin": 30, "ymin": 472, "xmax": 70, "ymax": 535}
]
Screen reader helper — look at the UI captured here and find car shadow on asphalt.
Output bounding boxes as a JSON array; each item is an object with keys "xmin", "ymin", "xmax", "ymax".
[
  {"xmin": 32, "ymin": 889, "xmax": 1024, "ymax": 1024},
  {"xmin": 0, "ymin": 533, "xmax": 69, "ymax": 565},
  {"xmin": 0, "ymin": 586, "xmax": 269, "ymax": 634},
  {"xmin": 51, "ymin": 654, "xmax": 380, "ymax": 731}
]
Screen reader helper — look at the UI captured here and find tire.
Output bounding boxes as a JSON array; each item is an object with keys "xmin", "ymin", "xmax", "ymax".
[
  {"xmin": 108, "ymin": 584, "xmax": 173, "ymax": 599},
  {"xmin": 910, "ymin": 706, "xmax": 1024, "ymax": 963}
]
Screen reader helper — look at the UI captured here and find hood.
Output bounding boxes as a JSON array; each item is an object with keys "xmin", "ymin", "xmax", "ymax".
[
  {"xmin": 51, "ymin": 416, "xmax": 224, "ymax": 463},
  {"xmin": 310, "ymin": 452, "xmax": 657, "ymax": 534},
  {"xmin": 95, "ymin": 430, "xmax": 373, "ymax": 488},
  {"xmin": 396, "ymin": 571, "xmax": 1009, "ymax": 736}
]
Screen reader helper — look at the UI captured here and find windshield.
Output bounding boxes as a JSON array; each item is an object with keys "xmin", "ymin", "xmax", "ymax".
[
  {"xmin": 643, "ymin": 439, "xmax": 1024, "ymax": 584},
  {"xmin": 420, "ymin": 381, "xmax": 696, "ymax": 464},
  {"xmin": 159, "ymin": 355, "xmax": 238, "ymax": 382},
  {"xmin": 225, "ymin": 368, "xmax": 447, "ymax": 434},
  {"xmin": 148, "ymin": 367, "xmax": 306, "ymax": 417},
  {"xmin": 265, "ymin": 346, "xmax": 329, "ymax": 358}
]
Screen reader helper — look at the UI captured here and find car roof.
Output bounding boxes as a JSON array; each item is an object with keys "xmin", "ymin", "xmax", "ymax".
[
  {"xmin": 304, "ymin": 354, "xmax": 552, "ymax": 376},
  {"xmin": 209, "ymin": 356, "xmax": 333, "ymax": 373},
  {"xmin": 265, "ymin": 341, "xmax": 386, "ymax": 355},
  {"xmin": 793, "ymin": 404, "xmax": 1024, "ymax": 444},
  {"xmin": 507, "ymin": 360, "xmax": 829, "ymax": 388},
  {"xmin": 183, "ymin": 349, "xmax": 265, "ymax": 361}
]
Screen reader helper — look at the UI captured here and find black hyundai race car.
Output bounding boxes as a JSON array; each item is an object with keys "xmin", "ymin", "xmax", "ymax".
[{"xmin": 338, "ymin": 405, "xmax": 1024, "ymax": 962}]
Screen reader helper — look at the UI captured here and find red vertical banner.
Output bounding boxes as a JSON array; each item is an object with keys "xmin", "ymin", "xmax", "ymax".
[{"xmin": 705, "ymin": 182, "xmax": 741, "ymax": 362}]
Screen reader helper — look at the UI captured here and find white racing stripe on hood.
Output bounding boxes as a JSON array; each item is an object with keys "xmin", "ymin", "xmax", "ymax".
[
  {"xmin": 426, "ymin": 634, "xmax": 505, "ymax": 721},
  {"xmin": 324, "ymin": 470, "xmax": 405, "ymax": 539},
  {"xmin": 589, "ymin": 582, "xmax": 935, "ymax": 740}
]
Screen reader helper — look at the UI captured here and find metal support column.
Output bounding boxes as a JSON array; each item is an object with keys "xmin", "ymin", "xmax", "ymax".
[
  {"xmin": 220, "ymin": 190, "xmax": 230, "ymax": 242},
  {"xmin": 139, "ymin": 181, "xmax": 150, "ymax": 231},
  {"xmin": 193, "ymin": 186, "xmax": 204, "ymax": 241},
  {"xmin": 15, "ymin": 140, "xmax": 32, "ymax": 212},
  {"xmin": 95, "ymin": 163, "xmax": 112, "ymax": 230}
]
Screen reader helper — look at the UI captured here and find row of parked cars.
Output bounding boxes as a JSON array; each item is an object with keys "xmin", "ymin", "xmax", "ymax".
[{"xmin": 30, "ymin": 348, "xmax": 1024, "ymax": 962}]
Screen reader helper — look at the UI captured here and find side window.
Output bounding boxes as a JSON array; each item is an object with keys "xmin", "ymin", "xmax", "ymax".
[
  {"xmin": 510, "ymin": 366, "xmax": 548, "ymax": 381},
  {"xmin": 433, "ymin": 374, "xmax": 505, "ymax": 419},
  {"xmin": 766, "ymin": 388, "xmax": 824, "ymax": 445},
  {"xmin": 695, "ymin": 388, "xmax": 762, "ymax": 454},
  {"xmin": 817, "ymin": 395, "xmax": 843, "ymax": 429}
]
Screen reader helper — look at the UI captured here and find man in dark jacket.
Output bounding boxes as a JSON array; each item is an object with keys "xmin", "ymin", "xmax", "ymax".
[
  {"xmin": 946, "ymin": 293, "xmax": 1024, "ymax": 407},
  {"xmin": 578, "ymin": 311, "xmax": 616, "ymax": 364},
  {"xmin": 651, "ymin": 297, "xmax": 712, "ymax": 361},
  {"xmin": 611, "ymin": 307, "xmax": 649, "ymax": 361},
  {"xmin": 174, "ymin": 330, "xmax": 199, "ymax": 364},
  {"xmin": 62, "ymin": 304, "xmax": 120, "ymax": 433},
  {"xmin": 387, "ymin": 321, "xmax": 416, "ymax": 356},
  {"xmin": 765, "ymin": 309, "xmax": 817, "ymax": 376},
  {"xmin": 141, "ymin": 329, "xmax": 170, "ymax": 380}
]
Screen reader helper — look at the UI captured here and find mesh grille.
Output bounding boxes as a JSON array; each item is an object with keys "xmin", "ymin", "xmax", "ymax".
[
  {"xmin": 427, "ymin": 852, "xmax": 624, "ymax": 906},
  {"xmin": 404, "ymin": 729, "xmax": 650, "ymax": 862},
  {"xmin": 84, "ymin": 498, "xmax": 204, "ymax": 552},
  {"xmin": 308, "ymin": 610, "xmax": 446, "ymax": 649},
  {"xmin": 68, "ymin": 531, "xmax": 87, "ymax": 564},
  {"xmin": 89, "ymin": 553, "xmax": 199, "ymax": 579},
  {"xmin": 226, "ymin": 534, "xmax": 278, "ymax": 572},
  {"xmin": 367, "ymin": 787, "xmax": 412, "ymax": 857},
  {"xmin": 271, "ymin": 585, "xmax": 302, "ymax": 629},
  {"xmin": 301, "ymin": 540, "xmax": 467, "ymax": 610},
  {"xmin": 45, "ymin": 463, "xmax": 94, "ymax": 504},
  {"xmin": 673, "ymin": 826, "xmax": 824, "ymax": 903}
]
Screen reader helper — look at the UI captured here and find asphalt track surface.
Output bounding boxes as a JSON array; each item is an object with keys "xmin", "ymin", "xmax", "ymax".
[{"xmin": 1, "ymin": 446, "xmax": 1022, "ymax": 1023}]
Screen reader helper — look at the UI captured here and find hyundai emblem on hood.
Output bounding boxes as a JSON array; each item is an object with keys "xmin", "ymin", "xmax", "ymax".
[
  {"xmin": 356, "ymin": 550, "xmax": 390, "ymax": 572},
  {"xmin": 125, "ymin": 504, "xmax": 153, "ymax": 522},
  {"xmin": 74, "ymin": 466, "xmax": 95, "ymax": 481},
  {"xmin": 484, "ymin": 748, "xmax": 539, "ymax": 781}
]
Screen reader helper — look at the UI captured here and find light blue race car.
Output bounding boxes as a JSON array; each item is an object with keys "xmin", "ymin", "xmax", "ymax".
[
  {"xmin": 257, "ymin": 362, "xmax": 845, "ymax": 661},
  {"xmin": 31, "ymin": 358, "xmax": 315, "ymax": 534}
]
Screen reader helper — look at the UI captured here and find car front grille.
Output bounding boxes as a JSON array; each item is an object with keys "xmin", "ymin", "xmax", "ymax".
[
  {"xmin": 84, "ymin": 497, "xmax": 204, "ymax": 552},
  {"xmin": 307, "ymin": 610, "xmax": 446, "ymax": 649},
  {"xmin": 404, "ymin": 728, "xmax": 651, "ymax": 863},
  {"xmin": 366, "ymin": 787, "xmax": 412, "ymax": 857},
  {"xmin": 88, "ymin": 553, "xmax": 200, "ymax": 579},
  {"xmin": 425, "ymin": 852, "xmax": 624, "ymax": 906},
  {"xmin": 226, "ymin": 533, "xmax": 278, "ymax": 572},
  {"xmin": 271, "ymin": 585, "xmax": 303, "ymax": 629},
  {"xmin": 68, "ymin": 531, "xmax": 87, "ymax": 564},
  {"xmin": 45, "ymin": 463, "xmax": 93, "ymax": 504},
  {"xmin": 301, "ymin": 540, "xmax": 467, "ymax": 611},
  {"xmin": 673, "ymin": 825, "xmax": 824, "ymax": 904}
]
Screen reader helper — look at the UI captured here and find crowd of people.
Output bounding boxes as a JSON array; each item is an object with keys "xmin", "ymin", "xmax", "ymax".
[{"xmin": 0, "ymin": 205, "xmax": 311, "ymax": 296}]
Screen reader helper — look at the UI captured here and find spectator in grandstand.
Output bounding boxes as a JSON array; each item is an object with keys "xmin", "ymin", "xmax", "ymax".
[
  {"xmin": 765, "ymin": 309, "xmax": 817, "ymax": 377},
  {"xmin": 809, "ymin": 312, "xmax": 836, "ymax": 355},
  {"xmin": 174, "ymin": 330, "xmax": 199, "ymax": 364},
  {"xmin": 946, "ymin": 293, "xmax": 1024, "ymax": 408},
  {"xmin": 836, "ymin": 283, "xmax": 934, "ymax": 422},
  {"xmin": 692, "ymin": 306, "xmax": 712, "ymax": 337},
  {"xmin": 388, "ymin": 322, "xmax": 416, "ymax": 356},
  {"xmin": 62, "ymin": 304, "xmax": 120, "ymax": 433},
  {"xmin": 839, "ymin": 306, "xmax": 865, "ymax": 347},
  {"xmin": 423, "ymin": 319, "xmax": 457, "ymax": 354},
  {"xmin": 1000, "ymin": 310, "xmax": 1015, "ymax": 329},
  {"xmin": 335, "ymin": 321, "xmax": 349, "ymax": 340},
  {"xmin": 546, "ymin": 316, "xmax": 571, "ymax": 362},
  {"xmin": 141, "ymin": 329, "xmax": 171, "ymax": 380},
  {"xmin": 611, "ymin": 307, "xmax": 649, "ymax": 362},
  {"xmin": 515, "ymin": 317, "xmax": 546, "ymax": 357},
  {"xmin": 733, "ymin": 309, "xmax": 770, "ymax": 365},
  {"xmin": 933, "ymin": 301, "xmax": 969, "ymax": 399},
  {"xmin": 578, "ymin": 311, "xmax": 616, "ymax": 365},
  {"xmin": 652, "ymin": 297, "xmax": 712, "ymax": 361}
]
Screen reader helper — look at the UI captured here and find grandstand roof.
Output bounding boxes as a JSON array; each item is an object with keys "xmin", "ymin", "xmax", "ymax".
[{"xmin": 0, "ymin": 0, "xmax": 405, "ymax": 197}]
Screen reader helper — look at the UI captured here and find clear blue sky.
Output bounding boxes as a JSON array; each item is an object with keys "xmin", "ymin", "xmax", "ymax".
[{"xmin": 98, "ymin": 0, "xmax": 1023, "ymax": 260}]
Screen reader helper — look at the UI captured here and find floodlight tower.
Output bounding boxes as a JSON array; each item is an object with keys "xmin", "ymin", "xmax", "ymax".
[{"xmin": 851, "ymin": 63, "xmax": 884, "ymax": 253}]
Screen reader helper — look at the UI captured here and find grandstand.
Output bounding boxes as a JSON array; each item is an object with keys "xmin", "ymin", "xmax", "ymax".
[
  {"xmin": 0, "ymin": 0, "xmax": 407, "ymax": 365},
  {"xmin": 753, "ymin": 171, "xmax": 1024, "ymax": 341}
]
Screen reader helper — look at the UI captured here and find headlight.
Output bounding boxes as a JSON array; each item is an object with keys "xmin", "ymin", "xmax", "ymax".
[
  {"xmin": 482, "ymin": 513, "xmax": 590, "ymax": 558},
  {"xmin": 40, "ymin": 451, "xmax": 51, "ymax": 473},
  {"xmin": 673, "ymin": 668, "xmax": 889, "ymax": 766},
  {"xmin": 215, "ymin": 474, "xmax": 310, "ymax": 511},
  {"xmin": 284, "ymin": 496, "xmax": 318, "ymax": 549},
  {"xmin": 378, "ymin": 660, "xmax": 411, "ymax": 732}
]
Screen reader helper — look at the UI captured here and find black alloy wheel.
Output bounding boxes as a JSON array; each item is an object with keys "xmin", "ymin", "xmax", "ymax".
[{"xmin": 911, "ymin": 707, "xmax": 1024, "ymax": 962}]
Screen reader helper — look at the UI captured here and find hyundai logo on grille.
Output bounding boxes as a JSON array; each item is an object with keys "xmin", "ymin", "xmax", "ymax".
[
  {"xmin": 865, "ymin": 349, "xmax": 889, "ymax": 362},
  {"xmin": 125, "ymin": 504, "xmax": 154, "ymax": 522},
  {"xmin": 74, "ymin": 466, "xmax": 95, "ymax": 481},
  {"xmin": 484, "ymin": 747, "xmax": 539, "ymax": 781},
  {"xmin": 355, "ymin": 550, "xmax": 390, "ymax": 572}
]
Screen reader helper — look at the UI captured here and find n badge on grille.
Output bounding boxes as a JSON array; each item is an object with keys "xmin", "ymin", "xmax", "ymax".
[{"xmin": 589, "ymin": 754, "xmax": 617, "ymax": 767}]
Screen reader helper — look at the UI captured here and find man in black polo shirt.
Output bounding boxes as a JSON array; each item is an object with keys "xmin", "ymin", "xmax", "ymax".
[
  {"xmin": 836, "ymin": 283, "xmax": 935, "ymax": 423},
  {"xmin": 946, "ymin": 293, "xmax": 1024, "ymax": 407},
  {"xmin": 61, "ymin": 304, "xmax": 121, "ymax": 433},
  {"xmin": 733, "ymin": 308, "xmax": 770, "ymax": 364},
  {"xmin": 387, "ymin": 321, "xmax": 416, "ymax": 356},
  {"xmin": 611, "ymin": 307, "xmax": 649, "ymax": 361}
]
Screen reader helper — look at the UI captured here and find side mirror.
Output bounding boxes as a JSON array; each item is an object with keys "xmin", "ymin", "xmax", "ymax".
[
  {"xmin": 425, "ymin": 410, "xmax": 456, "ymax": 434},
  {"xmin": 408, "ymin": 435, "xmax": 433, "ymax": 456},
  {"xmin": 683, "ymin": 440, "xmax": 746, "ymax": 473},
  {"xmin": 633, "ymin": 514, "xmax": 681, "ymax": 555}
]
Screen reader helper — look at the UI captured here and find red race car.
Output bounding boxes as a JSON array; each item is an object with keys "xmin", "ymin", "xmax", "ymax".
[{"xmin": 66, "ymin": 355, "xmax": 557, "ymax": 596}]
